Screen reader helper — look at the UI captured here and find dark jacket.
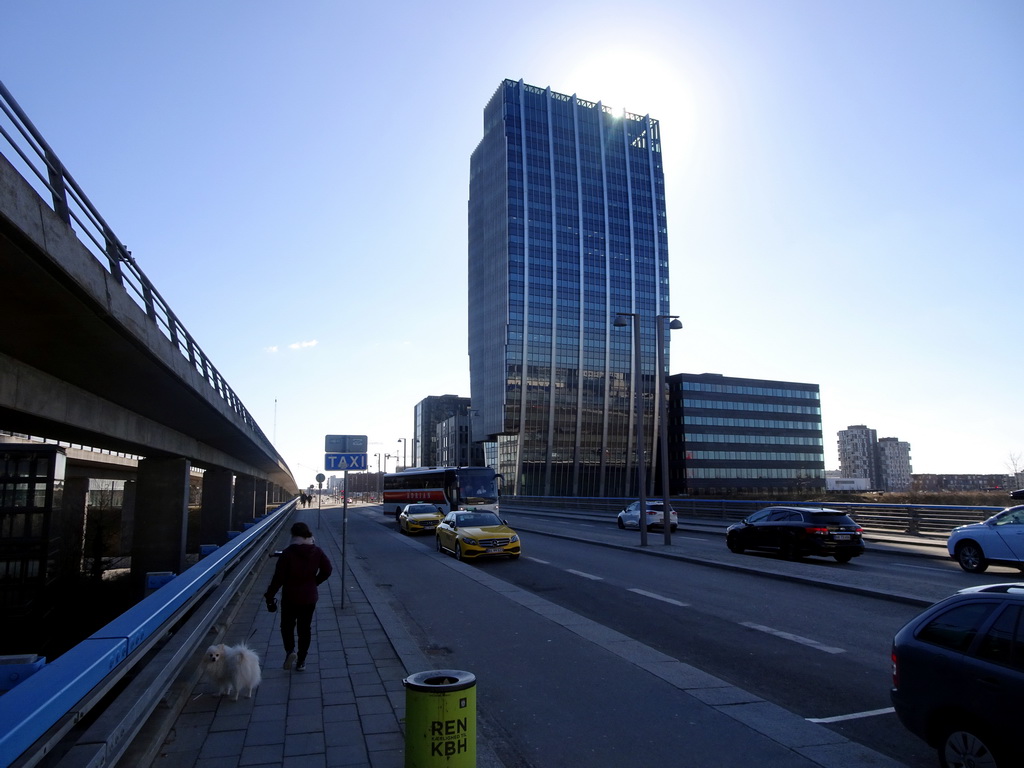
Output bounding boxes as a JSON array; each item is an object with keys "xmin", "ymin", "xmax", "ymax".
[{"xmin": 265, "ymin": 536, "xmax": 332, "ymax": 605}]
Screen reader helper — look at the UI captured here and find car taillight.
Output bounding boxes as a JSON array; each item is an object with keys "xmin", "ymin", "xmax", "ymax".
[
  {"xmin": 804, "ymin": 526, "xmax": 829, "ymax": 534},
  {"xmin": 891, "ymin": 648, "xmax": 899, "ymax": 688}
]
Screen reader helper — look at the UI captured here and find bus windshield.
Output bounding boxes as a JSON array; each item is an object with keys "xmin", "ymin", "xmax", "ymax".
[{"xmin": 458, "ymin": 467, "xmax": 498, "ymax": 505}]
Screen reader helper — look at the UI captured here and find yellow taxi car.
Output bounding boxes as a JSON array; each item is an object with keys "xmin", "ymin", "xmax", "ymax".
[
  {"xmin": 398, "ymin": 503, "xmax": 446, "ymax": 535},
  {"xmin": 435, "ymin": 510, "xmax": 521, "ymax": 561}
]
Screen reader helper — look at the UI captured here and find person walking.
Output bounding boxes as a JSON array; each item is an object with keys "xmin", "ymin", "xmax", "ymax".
[{"xmin": 264, "ymin": 521, "xmax": 333, "ymax": 671}]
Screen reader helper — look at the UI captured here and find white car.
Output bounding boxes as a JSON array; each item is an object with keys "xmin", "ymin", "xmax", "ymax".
[
  {"xmin": 616, "ymin": 500, "xmax": 678, "ymax": 532},
  {"xmin": 947, "ymin": 505, "xmax": 1024, "ymax": 573}
]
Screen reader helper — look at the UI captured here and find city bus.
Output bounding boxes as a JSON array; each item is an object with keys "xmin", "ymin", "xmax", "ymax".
[{"xmin": 381, "ymin": 466, "xmax": 499, "ymax": 519}]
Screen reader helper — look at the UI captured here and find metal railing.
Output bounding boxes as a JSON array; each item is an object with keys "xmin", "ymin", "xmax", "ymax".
[
  {"xmin": 0, "ymin": 79, "xmax": 271, "ymax": 449},
  {"xmin": 0, "ymin": 499, "xmax": 296, "ymax": 768},
  {"xmin": 502, "ymin": 496, "xmax": 1002, "ymax": 538}
]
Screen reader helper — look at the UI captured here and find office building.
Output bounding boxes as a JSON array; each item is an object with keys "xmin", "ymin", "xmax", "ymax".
[
  {"xmin": 436, "ymin": 412, "xmax": 485, "ymax": 468},
  {"xmin": 413, "ymin": 395, "xmax": 471, "ymax": 467},
  {"xmin": 666, "ymin": 373, "xmax": 826, "ymax": 495},
  {"xmin": 468, "ymin": 79, "xmax": 672, "ymax": 497}
]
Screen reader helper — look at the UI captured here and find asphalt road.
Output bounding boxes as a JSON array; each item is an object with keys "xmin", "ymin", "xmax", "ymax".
[{"xmin": 338, "ymin": 504, "xmax": 1024, "ymax": 768}]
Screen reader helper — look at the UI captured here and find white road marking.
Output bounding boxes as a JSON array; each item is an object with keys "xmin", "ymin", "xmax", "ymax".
[
  {"xmin": 566, "ymin": 569, "xmax": 603, "ymax": 580},
  {"xmin": 741, "ymin": 622, "xmax": 846, "ymax": 654},
  {"xmin": 628, "ymin": 588, "xmax": 689, "ymax": 607},
  {"xmin": 807, "ymin": 707, "xmax": 895, "ymax": 724},
  {"xmin": 890, "ymin": 563, "xmax": 950, "ymax": 572},
  {"xmin": 527, "ymin": 556, "xmax": 550, "ymax": 565}
]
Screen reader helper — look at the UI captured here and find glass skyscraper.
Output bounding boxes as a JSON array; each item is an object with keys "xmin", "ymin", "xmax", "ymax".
[{"xmin": 468, "ymin": 79, "xmax": 671, "ymax": 497}]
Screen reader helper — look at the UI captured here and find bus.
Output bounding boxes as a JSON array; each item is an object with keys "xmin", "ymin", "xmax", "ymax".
[{"xmin": 381, "ymin": 466, "xmax": 499, "ymax": 519}]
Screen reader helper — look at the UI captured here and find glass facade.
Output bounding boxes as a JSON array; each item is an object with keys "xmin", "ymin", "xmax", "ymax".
[
  {"xmin": 413, "ymin": 396, "xmax": 471, "ymax": 467},
  {"xmin": 667, "ymin": 373, "xmax": 826, "ymax": 495},
  {"xmin": 469, "ymin": 80, "xmax": 670, "ymax": 497}
]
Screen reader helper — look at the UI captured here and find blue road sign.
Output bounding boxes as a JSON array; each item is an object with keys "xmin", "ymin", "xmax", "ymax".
[
  {"xmin": 325, "ymin": 453, "xmax": 368, "ymax": 471},
  {"xmin": 325, "ymin": 434, "xmax": 368, "ymax": 452}
]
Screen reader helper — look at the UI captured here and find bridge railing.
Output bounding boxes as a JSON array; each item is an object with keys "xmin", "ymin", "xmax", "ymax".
[
  {"xmin": 0, "ymin": 79, "xmax": 271, "ymax": 448},
  {"xmin": 501, "ymin": 496, "xmax": 1002, "ymax": 538},
  {"xmin": 0, "ymin": 498, "xmax": 296, "ymax": 768}
]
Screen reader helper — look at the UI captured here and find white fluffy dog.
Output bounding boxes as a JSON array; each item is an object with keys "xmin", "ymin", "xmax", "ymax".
[{"xmin": 205, "ymin": 643, "xmax": 262, "ymax": 700}]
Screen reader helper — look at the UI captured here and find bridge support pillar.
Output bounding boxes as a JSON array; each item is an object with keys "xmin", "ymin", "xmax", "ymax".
[
  {"xmin": 200, "ymin": 468, "xmax": 233, "ymax": 546},
  {"xmin": 129, "ymin": 457, "xmax": 190, "ymax": 595},
  {"xmin": 62, "ymin": 477, "xmax": 88, "ymax": 578},
  {"xmin": 234, "ymin": 474, "xmax": 256, "ymax": 529},
  {"xmin": 254, "ymin": 479, "xmax": 268, "ymax": 518}
]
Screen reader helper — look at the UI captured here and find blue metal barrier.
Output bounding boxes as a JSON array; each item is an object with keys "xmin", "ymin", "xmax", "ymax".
[{"xmin": 0, "ymin": 502, "xmax": 293, "ymax": 768}]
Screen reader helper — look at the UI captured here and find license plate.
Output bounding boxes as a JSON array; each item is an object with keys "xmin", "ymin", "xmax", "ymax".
[
  {"xmin": 833, "ymin": 534, "xmax": 851, "ymax": 541},
  {"xmin": 486, "ymin": 547, "xmax": 504, "ymax": 554}
]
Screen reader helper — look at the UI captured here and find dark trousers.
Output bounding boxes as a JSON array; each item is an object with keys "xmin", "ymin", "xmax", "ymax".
[{"xmin": 280, "ymin": 602, "xmax": 315, "ymax": 662}]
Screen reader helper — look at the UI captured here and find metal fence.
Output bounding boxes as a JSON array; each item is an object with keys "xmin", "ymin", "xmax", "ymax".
[
  {"xmin": 0, "ymin": 499, "xmax": 296, "ymax": 768},
  {"xmin": 502, "ymin": 496, "xmax": 1002, "ymax": 538}
]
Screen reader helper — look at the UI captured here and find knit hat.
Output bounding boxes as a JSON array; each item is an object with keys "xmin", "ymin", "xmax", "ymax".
[{"xmin": 291, "ymin": 522, "xmax": 312, "ymax": 538}]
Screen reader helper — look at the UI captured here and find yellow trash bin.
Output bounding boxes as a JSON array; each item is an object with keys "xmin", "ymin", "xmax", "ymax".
[{"xmin": 403, "ymin": 669, "xmax": 476, "ymax": 767}]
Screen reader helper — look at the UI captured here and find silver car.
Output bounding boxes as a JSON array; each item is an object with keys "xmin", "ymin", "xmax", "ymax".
[
  {"xmin": 616, "ymin": 500, "xmax": 678, "ymax": 531},
  {"xmin": 947, "ymin": 505, "xmax": 1024, "ymax": 573}
]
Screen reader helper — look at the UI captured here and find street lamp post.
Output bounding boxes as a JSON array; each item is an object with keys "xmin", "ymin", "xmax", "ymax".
[
  {"xmin": 397, "ymin": 438, "xmax": 407, "ymax": 471},
  {"xmin": 374, "ymin": 453, "xmax": 381, "ymax": 502},
  {"xmin": 614, "ymin": 312, "xmax": 648, "ymax": 546},
  {"xmin": 656, "ymin": 315, "xmax": 683, "ymax": 545}
]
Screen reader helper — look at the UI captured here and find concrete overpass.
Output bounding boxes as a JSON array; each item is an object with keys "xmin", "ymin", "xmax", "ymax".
[{"xmin": 0, "ymin": 79, "xmax": 298, "ymax": 596}]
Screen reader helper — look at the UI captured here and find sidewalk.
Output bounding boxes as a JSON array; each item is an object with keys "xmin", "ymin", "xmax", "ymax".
[
  {"xmin": 142, "ymin": 504, "xmax": 907, "ymax": 768},
  {"xmin": 144, "ymin": 506, "xmax": 505, "ymax": 768}
]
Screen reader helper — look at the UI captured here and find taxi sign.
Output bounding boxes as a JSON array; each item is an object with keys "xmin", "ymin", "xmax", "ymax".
[{"xmin": 325, "ymin": 453, "xmax": 368, "ymax": 471}]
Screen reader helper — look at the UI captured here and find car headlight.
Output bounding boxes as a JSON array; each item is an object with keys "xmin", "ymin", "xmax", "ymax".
[
  {"xmin": 461, "ymin": 536, "xmax": 479, "ymax": 545},
  {"xmin": 510, "ymin": 534, "xmax": 519, "ymax": 543}
]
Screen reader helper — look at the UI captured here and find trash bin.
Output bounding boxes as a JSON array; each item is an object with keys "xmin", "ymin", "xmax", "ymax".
[{"xmin": 403, "ymin": 669, "xmax": 476, "ymax": 767}]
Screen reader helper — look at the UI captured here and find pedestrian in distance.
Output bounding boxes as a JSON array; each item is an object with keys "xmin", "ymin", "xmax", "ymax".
[{"xmin": 264, "ymin": 521, "xmax": 333, "ymax": 671}]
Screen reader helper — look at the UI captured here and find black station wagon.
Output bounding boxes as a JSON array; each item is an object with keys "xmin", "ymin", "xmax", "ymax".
[{"xmin": 725, "ymin": 506, "xmax": 865, "ymax": 563}]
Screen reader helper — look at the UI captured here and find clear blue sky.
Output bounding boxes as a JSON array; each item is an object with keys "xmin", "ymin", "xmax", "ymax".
[{"xmin": 4, "ymin": 0, "xmax": 1022, "ymax": 488}]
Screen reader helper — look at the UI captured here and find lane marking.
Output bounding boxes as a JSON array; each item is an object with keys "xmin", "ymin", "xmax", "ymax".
[
  {"xmin": 628, "ymin": 588, "xmax": 689, "ymax": 607},
  {"xmin": 527, "ymin": 556, "xmax": 551, "ymax": 565},
  {"xmin": 807, "ymin": 707, "xmax": 895, "ymax": 724},
  {"xmin": 741, "ymin": 622, "xmax": 846, "ymax": 654},
  {"xmin": 890, "ymin": 563, "xmax": 951, "ymax": 572},
  {"xmin": 566, "ymin": 569, "xmax": 603, "ymax": 581}
]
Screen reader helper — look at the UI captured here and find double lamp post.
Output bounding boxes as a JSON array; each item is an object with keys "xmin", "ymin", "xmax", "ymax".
[{"xmin": 613, "ymin": 312, "xmax": 683, "ymax": 546}]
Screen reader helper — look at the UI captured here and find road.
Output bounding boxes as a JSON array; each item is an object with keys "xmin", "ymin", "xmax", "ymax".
[{"xmin": 335, "ymin": 504, "xmax": 1024, "ymax": 767}]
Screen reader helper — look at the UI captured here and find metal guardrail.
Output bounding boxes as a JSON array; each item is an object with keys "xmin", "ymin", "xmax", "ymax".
[
  {"xmin": 0, "ymin": 79, "xmax": 271, "ymax": 449},
  {"xmin": 0, "ymin": 499, "xmax": 296, "ymax": 768},
  {"xmin": 502, "ymin": 496, "xmax": 1002, "ymax": 538}
]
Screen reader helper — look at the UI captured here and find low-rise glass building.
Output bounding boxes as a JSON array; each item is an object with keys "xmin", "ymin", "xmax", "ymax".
[{"xmin": 667, "ymin": 373, "xmax": 825, "ymax": 495}]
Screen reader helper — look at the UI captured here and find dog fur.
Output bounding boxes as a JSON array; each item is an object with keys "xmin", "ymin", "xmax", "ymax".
[{"xmin": 204, "ymin": 643, "xmax": 262, "ymax": 700}]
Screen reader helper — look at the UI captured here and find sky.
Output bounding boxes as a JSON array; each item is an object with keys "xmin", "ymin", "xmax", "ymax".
[{"xmin": 3, "ymin": 0, "xmax": 1022, "ymax": 488}]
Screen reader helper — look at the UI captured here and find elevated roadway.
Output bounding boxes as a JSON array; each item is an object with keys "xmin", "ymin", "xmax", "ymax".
[{"xmin": 0, "ymin": 78, "xmax": 296, "ymax": 494}]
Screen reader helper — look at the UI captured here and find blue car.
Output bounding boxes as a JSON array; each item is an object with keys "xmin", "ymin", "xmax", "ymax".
[{"xmin": 891, "ymin": 583, "xmax": 1024, "ymax": 768}]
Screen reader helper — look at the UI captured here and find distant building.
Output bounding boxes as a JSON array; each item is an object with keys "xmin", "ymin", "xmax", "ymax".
[
  {"xmin": 413, "ymin": 396, "xmax": 471, "ymax": 467},
  {"xmin": 667, "ymin": 373, "xmax": 826, "ymax": 495},
  {"xmin": 826, "ymin": 476, "xmax": 871, "ymax": 492},
  {"xmin": 436, "ymin": 411, "xmax": 485, "ymax": 467},
  {"xmin": 837, "ymin": 425, "xmax": 880, "ymax": 488},
  {"xmin": 837, "ymin": 425, "xmax": 913, "ymax": 492},
  {"xmin": 912, "ymin": 474, "xmax": 1014, "ymax": 493},
  {"xmin": 878, "ymin": 437, "xmax": 913, "ymax": 492}
]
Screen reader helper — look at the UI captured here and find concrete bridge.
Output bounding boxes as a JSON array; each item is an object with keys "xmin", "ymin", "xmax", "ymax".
[{"xmin": 0, "ymin": 79, "xmax": 298, "ymax": 602}]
